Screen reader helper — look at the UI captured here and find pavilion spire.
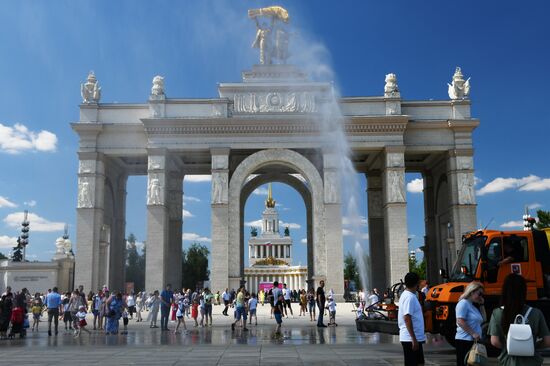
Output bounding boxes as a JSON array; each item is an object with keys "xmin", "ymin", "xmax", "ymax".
[{"xmin": 265, "ymin": 183, "xmax": 276, "ymax": 208}]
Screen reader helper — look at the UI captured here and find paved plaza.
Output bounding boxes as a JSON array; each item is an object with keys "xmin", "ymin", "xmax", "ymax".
[{"xmin": 2, "ymin": 303, "xmax": 549, "ymax": 365}]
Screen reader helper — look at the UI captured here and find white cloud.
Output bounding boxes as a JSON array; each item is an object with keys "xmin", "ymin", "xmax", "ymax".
[
  {"xmin": 342, "ymin": 215, "xmax": 368, "ymax": 226},
  {"xmin": 500, "ymin": 220, "xmax": 524, "ymax": 229},
  {"xmin": 0, "ymin": 196, "xmax": 17, "ymax": 208},
  {"xmin": 342, "ymin": 228, "xmax": 369, "ymax": 240},
  {"xmin": 245, "ymin": 219, "xmax": 262, "ymax": 228},
  {"xmin": 474, "ymin": 176, "xmax": 483, "ymax": 186},
  {"xmin": 23, "ymin": 200, "xmax": 37, "ymax": 207},
  {"xmin": 3, "ymin": 212, "xmax": 65, "ymax": 232},
  {"xmin": 476, "ymin": 175, "xmax": 540, "ymax": 195},
  {"xmin": 182, "ymin": 209, "xmax": 194, "ymax": 218},
  {"xmin": 183, "ymin": 196, "xmax": 201, "ymax": 203},
  {"xmin": 184, "ymin": 175, "xmax": 211, "ymax": 183},
  {"xmin": 300, "ymin": 238, "xmax": 307, "ymax": 244},
  {"xmin": 528, "ymin": 203, "xmax": 543, "ymax": 210},
  {"xmin": 407, "ymin": 178, "xmax": 424, "ymax": 193},
  {"xmin": 182, "ymin": 232, "xmax": 211, "ymax": 242},
  {"xmin": 519, "ymin": 178, "xmax": 550, "ymax": 192},
  {"xmin": 280, "ymin": 221, "xmax": 301, "ymax": 229},
  {"xmin": 0, "ymin": 123, "xmax": 57, "ymax": 154},
  {"xmin": 0, "ymin": 235, "xmax": 18, "ymax": 249},
  {"xmin": 126, "ymin": 240, "xmax": 145, "ymax": 251},
  {"xmin": 253, "ymin": 187, "xmax": 269, "ymax": 195}
]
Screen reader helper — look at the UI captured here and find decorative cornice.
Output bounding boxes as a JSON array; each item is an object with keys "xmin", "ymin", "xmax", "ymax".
[{"xmin": 142, "ymin": 116, "xmax": 408, "ymax": 136}]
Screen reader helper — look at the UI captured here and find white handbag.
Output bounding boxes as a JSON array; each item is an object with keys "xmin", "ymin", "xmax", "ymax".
[{"xmin": 506, "ymin": 307, "xmax": 534, "ymax": 357}]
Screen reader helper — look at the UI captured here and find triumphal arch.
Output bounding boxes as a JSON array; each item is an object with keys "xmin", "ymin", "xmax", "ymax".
[{"xmin": 72, "ymin": 7, "xmax": 478, "ymax": 296}]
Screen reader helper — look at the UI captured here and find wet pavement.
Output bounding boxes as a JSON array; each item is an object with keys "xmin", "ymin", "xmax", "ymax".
[{"xmin": 0, "ymin": 303, "xmax": 548, "ymax": 365}]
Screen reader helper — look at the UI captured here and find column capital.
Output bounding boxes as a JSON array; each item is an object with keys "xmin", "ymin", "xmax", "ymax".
[
  {"xmin": 447, "ymin": 148, "xmax": 474, "ymax": 158},
  {"xmin": 210, "ymin": 147, "xmax": 230, "ymax": 156}
]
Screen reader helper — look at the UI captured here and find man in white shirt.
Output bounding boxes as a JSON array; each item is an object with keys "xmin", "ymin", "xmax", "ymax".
[
  {"xmin": 398, "ymin": 272, "xmax": 425, "ymax": 366},
  {"xmin": 282, "ymin": 283, "xmax": 294, "ymax": 317},
  {"xmin": 221, "ymin": 288, "xmax": 230, "ymax": 316}
]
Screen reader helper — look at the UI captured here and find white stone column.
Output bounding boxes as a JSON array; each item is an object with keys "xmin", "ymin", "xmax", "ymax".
[
  {"xmin": 447, "ymin": 150, "xmax": 477, "ymax": 261},
  {"xmin": 382, "ymin": 148, "xmax": 409, "ymax": 286},
  {"xmin": 75, "ymin": 152, "xmax": 105, "ymax": 292},
  {"xmin": 323, "ymin": 152, "xmax": 345, "ymax": 300},
  {"xmin": 211, "ymin": 148, "xmax": 231, "ymax": 292},
  {"xmin": 145, "ymin": 150, "xmax": 169, "ymax": 292}
]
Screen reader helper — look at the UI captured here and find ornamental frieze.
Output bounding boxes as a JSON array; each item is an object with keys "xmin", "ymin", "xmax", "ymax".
[{"xmin": 234, "ymin": 91, "xmax": 316, "ymax": 114}]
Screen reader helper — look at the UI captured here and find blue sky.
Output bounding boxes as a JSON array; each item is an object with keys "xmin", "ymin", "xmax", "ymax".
[{"xmin": 0, "ymin": 1, "xmax": 549, "ymax": 269}]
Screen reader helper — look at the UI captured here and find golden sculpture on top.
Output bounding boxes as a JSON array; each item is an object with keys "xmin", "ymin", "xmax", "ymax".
[
  {"xmin": 254, "ymin": 256, "xmax": 288, "ymax": 266},
  {"xmin": 265, "ymin": 183, "xmax": 276, "ymax": 208},
  {"xmin": 249, "ymin": 6, "xmax": 291, "ymax": 65}
]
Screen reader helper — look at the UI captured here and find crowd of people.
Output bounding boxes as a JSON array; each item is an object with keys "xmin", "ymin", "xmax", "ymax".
[{"xmin": 0, "ymin": 281, "xmax": 335, "ymax": 339}]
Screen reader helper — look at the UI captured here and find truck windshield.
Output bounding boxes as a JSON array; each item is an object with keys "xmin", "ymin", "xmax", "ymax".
[{"xmin": 450, "ymin": 235, "xmax": 485, "ymax": 281}]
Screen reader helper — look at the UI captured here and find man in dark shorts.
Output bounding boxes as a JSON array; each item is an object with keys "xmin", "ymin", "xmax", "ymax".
[
  {"xmin": 45, "ymin": 287, "xmax": 62, "ymax": 336},
  {"xmin": 282, "ymin": 283, "xmax": 294, "ymax": 318},
  {"xmin": 316, "ymin": 280, "xmax": 327, "ymax": 327},
  {"xmin": 271, "ymin": 281, "xmax": 284, "ymax": 334}
]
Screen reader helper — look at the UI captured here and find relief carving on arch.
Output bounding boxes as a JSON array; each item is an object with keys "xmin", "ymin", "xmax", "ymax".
[
  {"xmin": 211, "ymin": 172, "xmax": 228, "ymax": 204},
  {"xmin": 458, "ymin": 173, "xmax": 476, "ymax": 205},
  {"xmin": 147, "ymin": 173, "xmax": 164, "ymax": 205},
  {"xmin": 387, "ymin": 170, "xmax": 405, "ymax": 203},
  {"xmin": 324, "ymin": 171, "xmax": 340, "ymax": 204},
  {"xmin": 77, "ymin": 177, "xmax": 94, "ymax": 208}
]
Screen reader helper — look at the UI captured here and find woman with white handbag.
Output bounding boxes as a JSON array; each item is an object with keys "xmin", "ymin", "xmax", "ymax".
[
  {"xmin": 488, "ymin": 274, "xmax": 550, "ymax": 365},
  {"xmin": 456, "ymin": 281, "xmax": 486, "ymax": 366}
]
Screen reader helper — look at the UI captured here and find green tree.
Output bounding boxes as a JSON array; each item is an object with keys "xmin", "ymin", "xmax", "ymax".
[
  {"xmin": 182, "ymin": 242, "xmax": 210, "ymax": 290},
  {"xmin": 344, "ymin": 253, "xmax": 361, "ymax": 289},
  {"xmin": 0, "ymin": 252, "xmax": 7, "ymax": 260},
  {"xmin": 535, "ymin": 210, "xmax": 550, "ymax": 229},
  {"xmin": 409, "ymin": 256, "xmax": 427, "ymax": 279},
  {"xmin": 125, "ymin": 233, "xmax": 145, "ymax": 291}
]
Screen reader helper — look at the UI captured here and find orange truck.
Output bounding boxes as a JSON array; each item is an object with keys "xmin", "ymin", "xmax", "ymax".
[{"xmin": 425, "ymin": 228, "xmax": 550, "ymax": 345}]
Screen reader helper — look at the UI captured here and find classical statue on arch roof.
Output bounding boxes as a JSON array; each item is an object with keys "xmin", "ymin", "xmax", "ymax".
[{"xmin": 249, "ymin": 6, "xmax": 292, "ymax": 65}]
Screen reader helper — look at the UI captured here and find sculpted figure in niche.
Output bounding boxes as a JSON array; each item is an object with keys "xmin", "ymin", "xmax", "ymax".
[
  {"xmin": 459, "ymin": 174, "xmax": 475, "ymax": 205},
  {"xmin": 148, "ymin": 176, "xmax": 162, "ymax": 205},
  {"xmin": 211, "ymin": 174, "xmax": 227, "ymax": 204},
  {"xmin": 388, "ymin": 170, "xmax": 405, "ymax": 202},
  {"xmin": 78, "ymin": 178, "xmax": 93, "ymax": 208},
  {"xmin": 325, "ymin": 172, "xmax": 339, "ymax": 203}
]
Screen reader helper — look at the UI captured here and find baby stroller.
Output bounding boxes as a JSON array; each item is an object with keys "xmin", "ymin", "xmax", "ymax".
[{"xmin": 8, "ymin": 306, "xmax": 26, "ymax": 339}]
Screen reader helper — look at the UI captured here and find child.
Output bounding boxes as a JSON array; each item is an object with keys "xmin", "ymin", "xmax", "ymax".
[
  {"xmin": 174, "ymin": 296, "xmax": 187, "ymax": 334},
  {"xmin": 31, "ymin": 300, "xmax": 42, "ymax": 332},
  {"xmin": 62, "ymin": 293, "xmax": 73, "ymax": 332},
  {"xmin": 248, "ymin": 293, "xmax": 258, "ymax": 326},
  {"xmin": 74, "ymin": 306, "xmax": 91, "ymax": 337},
  {"xmin": 191, "ymin": 298, "xmax": 199, "ymax": 327},
  {"xmin": 121, "ymin": 309, "xmax": 129, "ymax": 335},
  {"xmin": 326, "ymin": 296, "xmax": 337, "ymax": 326}
]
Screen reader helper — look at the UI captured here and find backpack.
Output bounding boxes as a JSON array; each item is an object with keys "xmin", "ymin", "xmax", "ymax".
[{"xmin": 506, "ymin": 306, "xmax": 534, "ymax": 357}]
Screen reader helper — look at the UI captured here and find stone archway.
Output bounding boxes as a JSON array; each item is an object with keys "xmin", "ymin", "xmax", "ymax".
[
  {"xmin": 240, "ymin": 173, "xmax": 314, "ymax": 282},
  {"xmin": 224, "ymin": 149, "xmax": 326, "ymax": 291}
]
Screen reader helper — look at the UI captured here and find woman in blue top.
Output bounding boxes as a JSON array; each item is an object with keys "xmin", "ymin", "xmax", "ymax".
[
  {"xmin": 455, "ymin": 281, "xmax": 486, "ymax": 366},
  {"xmin": 105, "ymin": 292, "xmax": 126, "ymax": 335}
]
